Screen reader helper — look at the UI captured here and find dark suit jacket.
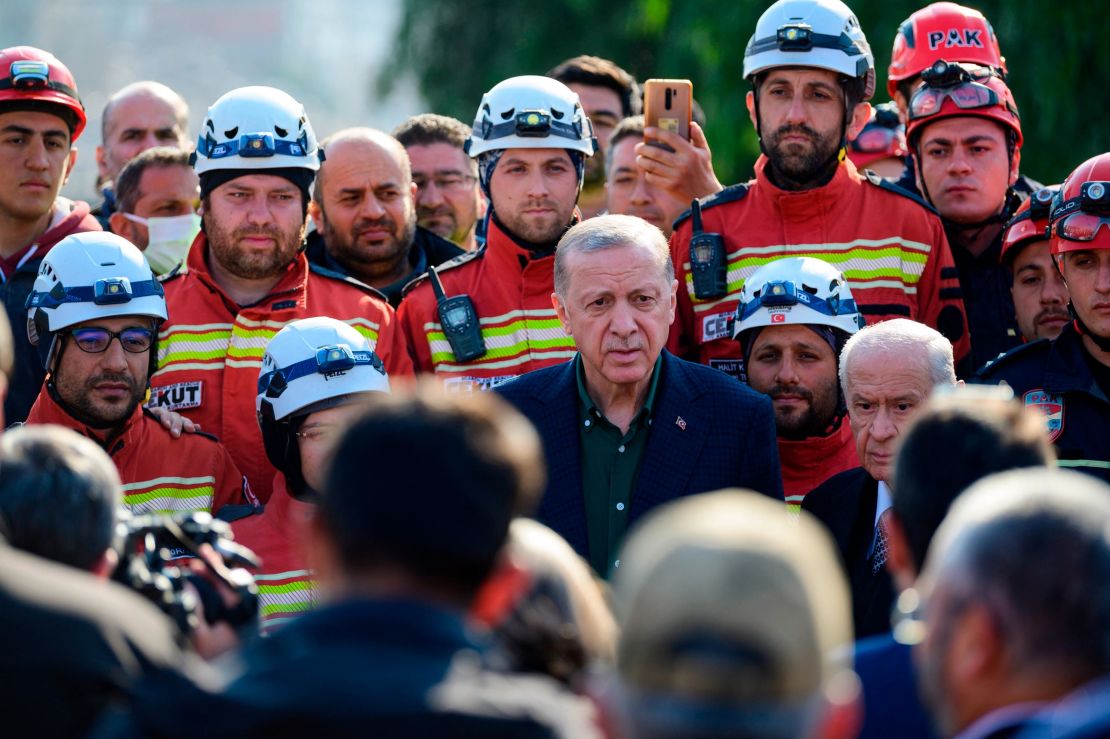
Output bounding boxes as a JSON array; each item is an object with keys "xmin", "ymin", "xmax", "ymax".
[
  {"xmin": 855, "ymin": 633, "xmax": 938, "ymax": 739},
  {"xmin": 496, "ymin": 351, "xmax": 783, "ymax": 560},
  {"xmin": 0, "ymin": 544, "xmax": 186, "ymax": 737},
  {"xmin": 802, "ymin": 467, "xmax": 896, "ymax": 638}
]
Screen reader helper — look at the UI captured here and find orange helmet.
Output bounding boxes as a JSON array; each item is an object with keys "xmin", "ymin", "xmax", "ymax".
[
  {"xmin": 1049, "ymin": 153, "xmax": 1110, "ymax": 257},
  {"xmin": 1000, "ymin": 186, "xmax": 1058, "ymax": 267},
  {"xmin": 904, "ymin": 61, "xmax": 1021, "ymax": 148},
  {"xmin": 0, "ymin": 46, "xmax": 85, "ymax": 141},
  {"xmin": 887, "ymin": 2, "xmax": 1006, "ymax": 99}
]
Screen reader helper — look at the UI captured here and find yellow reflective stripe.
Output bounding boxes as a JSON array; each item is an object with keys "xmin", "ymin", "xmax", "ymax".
[
  {"xmin": 122, "ymin": 475, "xmax": 216, "ymax": 490},
  {"xmin": 124, "ymin": 484, "xmax": 215, "ymax": 506},
  {"xmin": 433, "ymin": 349, "xmax": 578, "ymax": 373}
]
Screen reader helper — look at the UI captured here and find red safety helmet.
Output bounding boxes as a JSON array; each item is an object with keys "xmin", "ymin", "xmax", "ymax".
[
  {"xmin": 887, "ymin": 2, "xmax": 1007, "ymax": 100},
  {"xmin": 1000, "ymin": 186, "xmax": 1058, "ymax": 267},
  {"xmin": 0, "ymin": 46, "xmax": 86, "ymax": 141},
  {"xmin": 1049, "ymin": 153, "xmax": 1110, "ymax": 257},
  {"xmin": 904, "ymin": 61, "xmax": 1021, "ymax": 148}
]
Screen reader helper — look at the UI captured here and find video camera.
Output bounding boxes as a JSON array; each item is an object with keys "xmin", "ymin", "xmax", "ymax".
[{"xmin": 112, "ymin": 511, "xmax": 261, "ymax": 640}]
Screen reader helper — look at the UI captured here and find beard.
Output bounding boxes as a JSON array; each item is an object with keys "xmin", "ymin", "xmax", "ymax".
[
  {"xmin": 205, "ymin": 217, "xmax": 304, "ymax": 280},
  {"xmin": 498, "ymin": 197, "xmax": 576, "ymax": 246},
  {"xmin": 57, "ymin": 368, "xmax": 145, "ymax": 426},
  {"xmin": 322, "ymin": 210, "xmax": 416, "ymax": 281},
  {"xmin": 766, "ymin": 122, "xmax": 841, "ymax": 184},
  {"xmin": 768, "ymin": 380, "xmax": 840, "ymax": 440}
]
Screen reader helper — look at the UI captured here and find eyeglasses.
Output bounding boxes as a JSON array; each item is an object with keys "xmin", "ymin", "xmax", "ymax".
[
  {"xmin": 66, "ymin": 326, "xmax": 155, "ymax": 354},
  {"xmin": 412, "ymin": 173, "xmax": 477, "ymax": 193},
  {"xmin": 294, "ymin": 425, "xmax": 340, "ymax": 444}
]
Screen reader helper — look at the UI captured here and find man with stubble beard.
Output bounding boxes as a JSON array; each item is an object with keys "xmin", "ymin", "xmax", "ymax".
[
  {"xmin": 307, "ymin": 128, "xmax": 463, "ymax": 307},
  {"xmin": 149, "ymin": 87, "xmax": 412, "ymax": 503},
  {"xmin": 398, "ymin": 76, "xmax": 595, "ymax": 390}
]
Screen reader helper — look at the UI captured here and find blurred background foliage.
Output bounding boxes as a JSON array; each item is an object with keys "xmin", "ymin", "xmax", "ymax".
[{"xmin": 382, "ymin": 0, "xmax": 1107, "ymax": 187}]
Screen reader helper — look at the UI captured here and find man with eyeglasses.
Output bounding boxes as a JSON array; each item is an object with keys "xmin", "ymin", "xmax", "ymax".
[
  {"xmin": 307, "ymin": 127, "xmax": 464, "ymax": 307},
  {"xmin": 234, "ymin": 316, "xmax": 391, "ymax": 633},
  {"xmin": 975, "ymin": 153, "xmax": 1110, "ymax": 485},
  {"xmin": 23, "ymin": 231, "xmax": 253, "ymax": 519},
  {"xmin": 906, "ymin": 61, "xmax": 1040, "ymax": 373},
  {"xmin": 393, "ymin": 114, "xmax": 485, "ymax": 252}
]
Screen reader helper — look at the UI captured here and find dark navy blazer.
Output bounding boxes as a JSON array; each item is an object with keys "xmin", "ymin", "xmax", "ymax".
[{"xmin": 496, "ymin": 350, "xmax": 784, "ymax": 560}]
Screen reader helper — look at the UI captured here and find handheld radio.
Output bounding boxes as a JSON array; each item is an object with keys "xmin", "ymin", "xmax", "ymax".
[
  {"xmin": 688, "ymin": 199, "xmax": 727, "ymax": 300},
  {"xmin": 429, "ymin": 266, "xmax": 486, "ymax": 362}
]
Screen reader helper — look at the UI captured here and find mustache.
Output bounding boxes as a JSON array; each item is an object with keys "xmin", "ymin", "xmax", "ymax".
[
  {"xmin": 88, "ymin": 373, "xmax": 140, "ymax": 391},
  {"xmin": 769, "ymin": 385, "xmax": 814, "ymax": 403},
  {"xmin": 605, "ymin": 338, "xmax": 644, "ymax": 352},
  {"xmin": 771, "ymin": 124, "xmax": 821, "ymax": 142},
  {"xmin": 233, "ymin": 225, "xmax": 284, "ymax": 240},
  {"xmin": 416, "ymin": 204, "xmax": 454, "ymax": 218},
  {"xmin": 1035, "ymin": 308, "xmax": 1070, "ymax": 323}
]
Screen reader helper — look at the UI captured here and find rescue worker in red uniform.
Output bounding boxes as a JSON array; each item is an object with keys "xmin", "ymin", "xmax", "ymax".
[
  {"xmin": 397, "ymin": 76, "xmax": 596, "ymax": 390},
  {"xmin": 974, "ymin": 153, "xmax": 1110, "ymax": 484},
  {"xmin": 234, "ymin": 316, "xmax": 392, "ymax": 634},
  {"xmin": 906, "ymin": 62, "xmax": 1039, "ymax": 373},
  {"xmin": 0, "ymin": 46, "xmax": 102, "ymax": 424},
  {"xmin": 23, "ymin": 231, "xmax": 252, "ymax": 518},
  {"xmin": 668, "ymin": 0, "xmax": 969, "ymax": 381},
  {"xmin": 149, "ymin": 86, "xmax": 412, "ymax": 501},
  {"xmin": 733, "ymin": 257, "xmax": 864, "ymax": 510},
  {"xmin": 885, "ymin": 2, "xmax": 1010, "ymax": 195},
  {"xmin": 1000, "ymin": 186, "xmax": 1069, "ymax": 343}
]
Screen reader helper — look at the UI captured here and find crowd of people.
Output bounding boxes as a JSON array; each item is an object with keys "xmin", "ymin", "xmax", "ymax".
[{"xmin": 1, "ymin": 0, "xmax": 1109, "ymax": 736}]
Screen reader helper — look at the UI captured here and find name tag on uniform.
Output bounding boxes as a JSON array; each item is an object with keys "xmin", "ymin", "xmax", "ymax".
[
  {"xmin": 701, "ymin": 311, "xmax": 735, "ymax": 342},
  {"xmin": 149, "ymin": 381, "xmax": 203, "ymax": 410},
  {"xmin": 442, "ymin": 375, "xmax": 516, "ymax": 393}
]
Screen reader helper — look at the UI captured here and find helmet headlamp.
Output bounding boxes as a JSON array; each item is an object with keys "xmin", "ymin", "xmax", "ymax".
[
  {"xmin": 93, "ymin": 277, "xmax": 133, "ymax": 305},
  {"xmin": 9, "ymin": 60, "xmax": 49, "ymax": 89}
]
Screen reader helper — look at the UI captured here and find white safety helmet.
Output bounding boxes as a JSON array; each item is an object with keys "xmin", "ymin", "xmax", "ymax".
[
  {"xmin": 256, "ymin": 317, "xmax": 390, "ymax": 499},
  {"xmin": 743, "ymin": 0, "xmax": 876, "ymax": 100},
  {"xmin": 465, "ymin": 75, "xmax": 597, "ymax": 158},
  {"xmin": 192, "ymin": 86, "xmax": 321, "ymax": 175},
  {"xmin": 26, "ymin": 232, "xmax": 166, "ymax": 369},
  {"xmin": 733, "ymin": 257, "xmax": 865, "ymax": 340}
]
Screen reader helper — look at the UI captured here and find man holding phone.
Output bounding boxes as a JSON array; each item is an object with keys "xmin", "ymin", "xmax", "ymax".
[{"xmin": 667, "ymin": 0, "xmax": 971, "ymax": 380}]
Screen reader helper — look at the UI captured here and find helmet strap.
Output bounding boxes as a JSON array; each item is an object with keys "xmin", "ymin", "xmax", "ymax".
[{"xmin": 1073, "ymin": 313, "xmax": 1110, "ymax": 353}]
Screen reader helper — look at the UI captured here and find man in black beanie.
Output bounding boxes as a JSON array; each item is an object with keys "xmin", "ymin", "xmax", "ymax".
[{"xmin": 146, "ymin": 86, "xmax": 412, "ymax": 504}]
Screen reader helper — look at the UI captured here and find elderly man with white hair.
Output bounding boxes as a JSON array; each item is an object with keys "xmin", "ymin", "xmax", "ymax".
[{"xmin": 803, "ymin": 318, "xmax": 956, "ymax": 638}]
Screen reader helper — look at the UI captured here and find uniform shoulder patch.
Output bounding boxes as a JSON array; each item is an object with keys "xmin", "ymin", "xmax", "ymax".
[
  {"xmin": 672, "ymin": 183, "xmax": 751, "ymax": 230},
  {"xmin": 402, "ymin": 246, "xmax": 486, "ymax": 297},
  {"xmin": 861, "ymin": 169, "xmax": 938, "ymax": 215},
  {"xmin": 972, "ymin": 337, "xmax": 1051, "ymax": 380},
  {"xmin": 307, "ymin": 262, "xmax": 390, "ymax": 302}
]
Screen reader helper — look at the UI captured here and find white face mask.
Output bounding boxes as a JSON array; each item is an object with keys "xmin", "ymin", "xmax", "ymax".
[{"xmin": 124, "ymin": 212, "xmax": 201, "ymax": 275}]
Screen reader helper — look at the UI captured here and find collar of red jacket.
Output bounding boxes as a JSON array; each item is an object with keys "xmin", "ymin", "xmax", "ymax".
[
  {"xmin": 184, "ymin": 231, "xmax": 310, "ymax": 310},
  {"xmin": 27, "ymin": 382, "xmax": 145, "ymax": 454},
  {"xmin": 754, "ymin": 154, "xmax": 863, "ymax": 215},
  {"xmin": 776, "ymin": 412, "xmax": 857, "ymax": 466}
]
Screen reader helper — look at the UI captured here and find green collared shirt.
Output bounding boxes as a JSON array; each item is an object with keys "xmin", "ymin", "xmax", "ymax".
[{"xmin": 576, "ymin": 354, "xmax": 662, "ymax": 578}]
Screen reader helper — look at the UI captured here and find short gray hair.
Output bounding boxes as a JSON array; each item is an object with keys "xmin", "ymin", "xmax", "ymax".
[
  {"xmin": 554, "ymin": 214, "xmax": 673, "ymax": 297},
  {"xmin": 923, "ymin": 468, "xmax": 1110, "ymax": 683},
  {"xmin": 839, "ymin": 319, "xmax": 956, "ymax": 393}
]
